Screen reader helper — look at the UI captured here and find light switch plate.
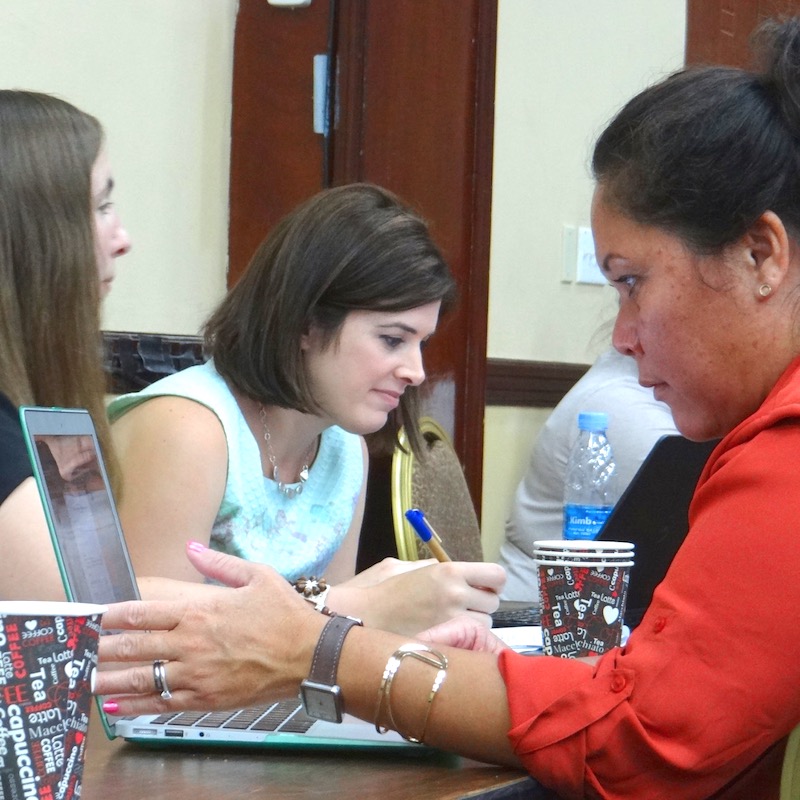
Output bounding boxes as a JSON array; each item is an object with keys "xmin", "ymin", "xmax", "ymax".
[
  {"xmin": 562, "ymin": 225, "xmax": 577, "ymax": 282},
  {"xmin": 575, "ymin": 226, "xmax": 604, "ymax": 285}
]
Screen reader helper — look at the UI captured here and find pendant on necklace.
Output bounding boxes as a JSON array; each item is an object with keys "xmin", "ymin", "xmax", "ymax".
[
  {"xmin": 260, "ymin": 403, "xmax": 315, "ymax": 499},
  {"xmin": 273, "ymin": 465, "xmax": 307, "ymax": 498}
]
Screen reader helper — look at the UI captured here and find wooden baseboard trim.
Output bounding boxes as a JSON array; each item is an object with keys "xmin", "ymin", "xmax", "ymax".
[
  {"xmin": 485, "ymin": 358, "xmax": 589, "ymax": 408},
  {"xmin": 103, "ymin": 331, "xmax": 587, "ymax": 410},
  {"xmin": 102, "ymin": 330, "xmax": 204, "ymax": 395}
]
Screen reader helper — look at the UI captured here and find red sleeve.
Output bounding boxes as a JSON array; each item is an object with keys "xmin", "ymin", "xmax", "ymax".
[{"xmin": 498, "ymin": 423, "xmax": 800, "ymax": 799}]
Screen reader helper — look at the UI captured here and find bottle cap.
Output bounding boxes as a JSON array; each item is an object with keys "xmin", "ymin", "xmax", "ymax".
[{"xmin": 577, "ymin": 411, "xmax": 608, "ymax": 431}]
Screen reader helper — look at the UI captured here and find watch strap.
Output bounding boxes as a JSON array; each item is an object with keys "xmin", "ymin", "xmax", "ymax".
[{"xmin": 307, "ymin": 614, "xmax": 362, "ymax": 688}]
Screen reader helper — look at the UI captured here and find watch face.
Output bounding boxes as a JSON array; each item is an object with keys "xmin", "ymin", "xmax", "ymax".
[{"xmin": 300, "ymin": 680, "xmax": 343, "ymax": 723}]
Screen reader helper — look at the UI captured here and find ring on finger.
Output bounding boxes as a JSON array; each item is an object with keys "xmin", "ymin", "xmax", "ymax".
[{"xmin": 152, "ymin": 659, "xmax": 172, "ymax": 700}]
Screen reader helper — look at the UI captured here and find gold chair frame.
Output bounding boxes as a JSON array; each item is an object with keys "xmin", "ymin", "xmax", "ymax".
[
  {"xmin": 390, "ymin": 416, "xmax": 482, "ymax": 562},
  {"xmin": 781, "ymin": 723, "xmax": 800, "ymax": 799}
]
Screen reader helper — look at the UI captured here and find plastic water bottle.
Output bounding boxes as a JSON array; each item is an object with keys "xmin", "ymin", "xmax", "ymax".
[{"xmin": 563, "ymin": 411, "xmax": 618, "ymax": 540}]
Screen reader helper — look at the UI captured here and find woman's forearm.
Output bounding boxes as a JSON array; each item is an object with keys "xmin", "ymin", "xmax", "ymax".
[
  {"xmin": 137, "ymin": 575, "xmax": 226, "ymax": 602},
  {"xmin": 336, "ymin": 626, "xmax": 520, "ymax": 766},
  {"xmin": 94, "ymin": 545, "xmax": 519, "ymax": 769}
]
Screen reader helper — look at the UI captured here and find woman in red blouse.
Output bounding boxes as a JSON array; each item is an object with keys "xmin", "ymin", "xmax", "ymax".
[{"xmin": 95, "ymin": 16, "xmax": 800, "ymax": 800}]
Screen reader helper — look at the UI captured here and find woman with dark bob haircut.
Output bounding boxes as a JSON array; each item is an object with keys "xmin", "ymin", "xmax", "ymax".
[
  {"xmin": 108, "ymin": 183, "xmax": 506, "ymax": 634},
  {"xmin": 99, "ymin": 17, "xmax": 800, "ymax": 798}
]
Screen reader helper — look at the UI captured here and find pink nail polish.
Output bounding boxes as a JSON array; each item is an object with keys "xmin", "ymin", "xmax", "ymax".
[
  {"xmin": 102, "ymin": 701, "xmax": 120, "ymax": 714},
  {"xmin": 187, "ymin": 540, "xmax": 206, "ymax": 553}
]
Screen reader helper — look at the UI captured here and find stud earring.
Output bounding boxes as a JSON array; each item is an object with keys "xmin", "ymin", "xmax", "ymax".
[{"xmin": 758, "ymin": 283, "xmax": 773, "ymax": 297}]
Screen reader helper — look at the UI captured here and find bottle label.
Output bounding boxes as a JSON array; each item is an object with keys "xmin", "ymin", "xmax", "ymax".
[{"xmin": 563, "ymin": 504, "xmax": 613, "ymax": 541}]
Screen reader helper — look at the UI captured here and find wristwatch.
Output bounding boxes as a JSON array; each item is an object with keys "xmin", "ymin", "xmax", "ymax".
[{"xmin": 300, "ymin": 614, "xmax": 363, "ymax": 722}]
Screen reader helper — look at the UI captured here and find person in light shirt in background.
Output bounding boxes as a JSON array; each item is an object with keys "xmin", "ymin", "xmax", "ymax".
[{"xmin": 498, "ymin": 346, "xmax": 678, "ymax": 601}]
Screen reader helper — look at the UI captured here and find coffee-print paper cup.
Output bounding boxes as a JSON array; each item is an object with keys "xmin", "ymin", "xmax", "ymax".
[
  {"xmin": 534, "ymin": 541, "xmax": 633, "ymax": 658},
  {"xmin": 0, "ymin": 602, "xmax": 105, "ymax": 800}
]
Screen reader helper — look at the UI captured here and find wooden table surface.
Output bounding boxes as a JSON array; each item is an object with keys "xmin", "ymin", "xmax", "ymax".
[{"xmin": 80, "ymin": 710, "xmax": 551, "ymax": 800}]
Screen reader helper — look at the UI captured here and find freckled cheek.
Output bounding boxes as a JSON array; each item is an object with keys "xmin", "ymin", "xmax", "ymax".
[{"xmin": 640, "ymin": 301, "xmax": 691, "ymax": 343}]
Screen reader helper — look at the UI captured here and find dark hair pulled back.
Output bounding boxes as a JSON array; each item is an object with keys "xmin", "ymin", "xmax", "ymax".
[{"xmin": 592, "ymin": 17, "xmax": 800, "ymax": 253}]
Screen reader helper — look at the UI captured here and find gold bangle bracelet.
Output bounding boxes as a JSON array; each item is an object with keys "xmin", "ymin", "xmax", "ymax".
[
  {"xmin": 374, "ymin": 651, "xmax": 404, "ymax": 734},
  {"xmin": 375, "ymin": 645, "xmax": 433, "ymax": 734},
  {"xmin": 416, "ymin": 667, "xmax": 447, "ymax": 743},
  {"xmin": 373, "ymin": 643, "xmax": 448, "ymax": 742}
]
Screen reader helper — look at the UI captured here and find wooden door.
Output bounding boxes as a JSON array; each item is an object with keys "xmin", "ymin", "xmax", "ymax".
[
  {"xmin": 686, "ymin": 0, "xmax": 800, "ymax": 66},
  {"xmin": 228, "ymin": 0, "xmax": 333, "ymax": 276},
  {"xmin": 228, "ymin": 0, "xmax": 497, "ymax": 514}
]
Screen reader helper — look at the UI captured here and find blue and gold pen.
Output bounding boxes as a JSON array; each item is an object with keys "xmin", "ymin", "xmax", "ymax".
[{"xmin": 404, "ymin": 508, "xmax": 452, "ymax": 562}]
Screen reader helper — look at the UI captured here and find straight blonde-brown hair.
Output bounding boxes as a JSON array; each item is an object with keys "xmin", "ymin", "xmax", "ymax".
[{"xmin": 0, "ymin": 90, "xmax": 117, "ymax": 487}]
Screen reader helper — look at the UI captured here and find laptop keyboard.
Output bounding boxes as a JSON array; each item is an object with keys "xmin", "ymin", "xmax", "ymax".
[
  {"xmin": 129, "ymin": 698, "xmax": 317, "ymax": 734},
  {"xmin": 491, "ymin": 604, "xmax": 541, "ymax": 627}
]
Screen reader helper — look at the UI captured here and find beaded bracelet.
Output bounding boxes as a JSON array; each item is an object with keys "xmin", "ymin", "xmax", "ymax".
[
  {"xmin": 374, "ymin": 643, "xmax": 448, "ymax": 743},
  {"xmin": 292, "ymin": 576, "xmax": 331, "ymax": 614}
]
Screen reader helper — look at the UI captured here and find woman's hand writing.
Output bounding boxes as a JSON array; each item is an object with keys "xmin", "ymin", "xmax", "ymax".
[{"xmin": 328, "ymin": 560, "xmax": 506, "ymax": 635}]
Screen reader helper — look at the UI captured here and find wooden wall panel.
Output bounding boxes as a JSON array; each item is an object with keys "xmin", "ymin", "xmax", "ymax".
[
  {"xmin": 686, "ymin": 0, "xmax": 800, "ymax": 67},
  {"xmin": 229, "ymin": 0, "xmax": 496, "ymax": 509},
  {"xmin": 228, "ymin": 0, "xmax": 333, "ymax": 284},
  {"xmin": 333, "ymin": 0, "xmax": 496, "ymax": 506}
]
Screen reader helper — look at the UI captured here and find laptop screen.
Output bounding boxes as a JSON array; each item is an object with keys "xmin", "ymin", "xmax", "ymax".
[{"xmin": 21, "ymin": 408, "xmax": 140, "ymax": 605}]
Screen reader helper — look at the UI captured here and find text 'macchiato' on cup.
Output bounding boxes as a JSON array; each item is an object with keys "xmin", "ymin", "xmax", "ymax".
[
  {"xmin": 533, "ymin": 540, "xmax": 634, "ymax": 659},
  {"xmin": 0, "ymin": 601, "xmax": 105, "ymax": 800}
]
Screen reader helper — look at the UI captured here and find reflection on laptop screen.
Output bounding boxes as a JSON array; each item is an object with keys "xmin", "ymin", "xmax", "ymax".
[{"xmin": 32, "ymin": 434, "xmax": 139, "ymax": 605}]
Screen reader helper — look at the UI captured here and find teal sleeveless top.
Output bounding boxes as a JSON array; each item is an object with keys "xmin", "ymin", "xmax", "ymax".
[{"xmin": 107, "ymin": 361, "xmax": 364, "ymax": 582}]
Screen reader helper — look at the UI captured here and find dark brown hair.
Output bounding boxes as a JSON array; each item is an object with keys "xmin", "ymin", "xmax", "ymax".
[{"xmin": 205, "ymin": 183, "xmax": 456, "ymax": 454}]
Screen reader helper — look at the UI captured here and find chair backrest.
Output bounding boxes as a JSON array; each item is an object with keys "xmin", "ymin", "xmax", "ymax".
[
  {"xmin": 781, "ymin": 723, "xmax": 800, "ymax": 800},
  {"xmin": 391, "ymin": 417, "xmax": 483, "ymax": 562}
]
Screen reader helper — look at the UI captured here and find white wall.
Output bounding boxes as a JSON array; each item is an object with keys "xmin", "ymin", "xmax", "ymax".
[
  {"xmin": 0, "ymin": 0, "xmax": 238, "ymax": 335},
  {"xmin": 481, "ymin": 0, "xmax": 687, "ymax": 561},
  {"xmin": 489, "ymin": 0, "xmax": 686, "ymax": 362}
]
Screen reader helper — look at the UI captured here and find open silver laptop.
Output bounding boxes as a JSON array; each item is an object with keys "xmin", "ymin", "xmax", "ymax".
[{"xmin": 19, "ymin": 406, "xmax": 420, "ymax": 752}]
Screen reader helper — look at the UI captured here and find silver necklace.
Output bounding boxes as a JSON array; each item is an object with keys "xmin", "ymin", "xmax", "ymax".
[{"xmin": 259, "ymin": 404, "xmax": 315, "ymax": 498}]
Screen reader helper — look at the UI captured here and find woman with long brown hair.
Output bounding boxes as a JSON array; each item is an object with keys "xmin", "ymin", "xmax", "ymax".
[{"xmin": 0, "ymin": 89, "xmax": 131, "ymax": 599}]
